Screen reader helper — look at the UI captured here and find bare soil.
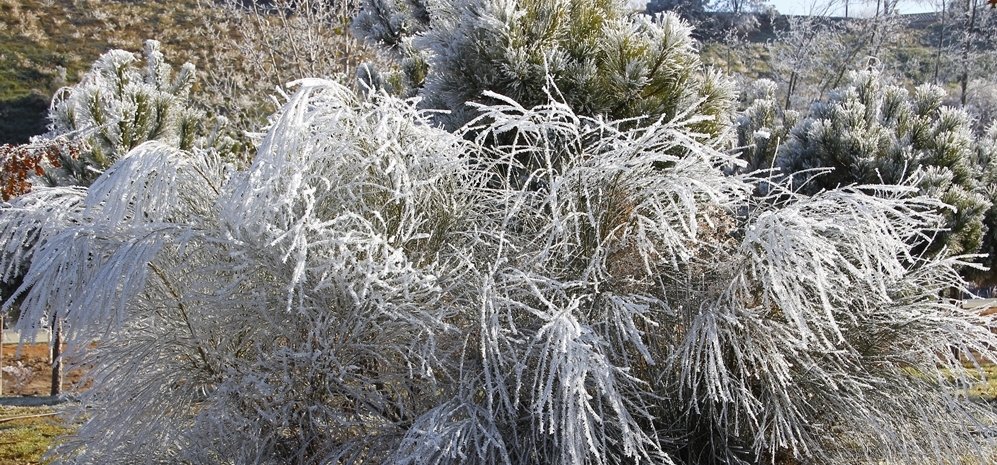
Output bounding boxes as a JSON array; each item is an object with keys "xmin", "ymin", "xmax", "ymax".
[{"xmin": 0, "ymin": 344, "xmax": 83, "ymax": 397}]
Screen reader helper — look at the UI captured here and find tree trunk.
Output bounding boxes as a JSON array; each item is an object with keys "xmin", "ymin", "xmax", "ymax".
[
  {"xmin": 50, "ymin": 318, "xmax": 62, "ymax": 397},
  {"xmin": 934, "ymin": 1, "xmax": 947, "ymax": 84},
  {"xmin": 960, "ymin": 0, "xmax": 978, "ymax": 106},
  {"xmin": 785, "ymin": 71, "xmax": 797, "ymax": 110},
  {"xmin": 822, "ymin": 0, "xmax": 885, "ymax": 98}
]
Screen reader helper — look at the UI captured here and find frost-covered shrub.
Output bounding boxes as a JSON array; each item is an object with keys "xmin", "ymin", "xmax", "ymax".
[
  {"xmin": 966, "ymin": 78, "xmax": 997, "ymax": 133},
  {"xmin": 47, "ymin": 40, "xmax": 203, "ymax": 186},
  {"xmin": 0, "ymin": 42, "xmax": 238, "ymax": 312},
  {"xmin": 4, "ymin": 78, "xmax": 997, "ymax": 465},
  {"xmin": 198, "ymin": 0, "xmax": 375, "ymax": 131},
  {"xmin": 7, "ymin": 81, "xmax": 475, "ymax": 464},
  {"xmin": 778, "ymin": 68, "xmax": 993, "ymax": 258},
  {"xmin": 971, "ymin": 122, "xmax": 997, "ymax": 284},
  {"xmin": 353, "ymin": 0, "xmax": 430, "ymax": 48},
  {"xmin": 355, "ymin": 0, "xmax": 735, "ymax": 135},
  {"xmin": 733, "ymin": 78, "xmax": 796, "ymax": 174}
]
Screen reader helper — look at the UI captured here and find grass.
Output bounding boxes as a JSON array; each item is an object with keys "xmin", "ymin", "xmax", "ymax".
[
  {"xmin": 0, "ymin": 0, "xmax": 226, "ymax": 143},
  {"xmin": 701, "ymin": 42, "xmax": 774, "ymax": 79},
  {"xmin": 0, "ymin": 0, "xmax": 213, "ymax": 98},
  {"xmin": 963, "ymin": 363, "xmax": 997, "ymax": 401},
  {"xmin": 0, "ymin": 406, "xmax": 73, "ymax": 465}
]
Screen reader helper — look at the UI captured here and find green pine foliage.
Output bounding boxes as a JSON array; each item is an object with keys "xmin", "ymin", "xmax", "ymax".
[
  {"xmin": 970, "ymin": 122, "xmax": 997, "ymax": 284},
  {"xmin": 46, "ymin": 40, "xmax": 204, "ymax": 185},
  {"xmin": 356, "ymin": 0, "xmax": 735, "ymax": 137},
  {"xmin": 777, "ymin": 67, "xmax": 992, "ymax": 257},
  {"xmin": 734, "ymin": 78, "xmax": 797, "ymax": 174},
  {"xmin": 353, "ymin": 0, "xmax": 430, "ymax": 48}
]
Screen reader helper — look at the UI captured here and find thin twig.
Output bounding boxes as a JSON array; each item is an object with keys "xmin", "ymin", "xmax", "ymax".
[{"xmin": 0, "ymin": 412, "xmax": 58, "ymax": 424}]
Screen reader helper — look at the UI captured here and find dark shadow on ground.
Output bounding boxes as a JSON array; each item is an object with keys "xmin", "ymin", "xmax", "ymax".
[
  {"xmin": 0, "ymin": 396, "xmax": 68, "ymax": 407},
  {"xmin": 0, "ymin": 93, "xmax": 49, "ymax": 145}
]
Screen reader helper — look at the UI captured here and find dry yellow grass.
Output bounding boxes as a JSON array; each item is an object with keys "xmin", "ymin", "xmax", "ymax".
[{"xmin": 0, "ymin": 405, "xmax": 73, "ymax": 465}]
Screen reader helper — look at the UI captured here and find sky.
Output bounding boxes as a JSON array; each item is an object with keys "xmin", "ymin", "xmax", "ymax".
[{"xmin": 764, "ymin": 0, "xmax": 938, "ymax": 17}]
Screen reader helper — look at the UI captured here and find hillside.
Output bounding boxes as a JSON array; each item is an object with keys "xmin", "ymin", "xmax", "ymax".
[
  {"xmin": 0, "ymin": 2, "xmax": 963, "ymax": 144},
  {"xmin": 0, "ymin": 0, "xmax": 222, "ymax": 143}
]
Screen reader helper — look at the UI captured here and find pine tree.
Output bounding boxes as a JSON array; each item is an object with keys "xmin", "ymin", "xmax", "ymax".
[
  {"xmin": 356, "ymin": 0, "xmax": 736, "ymax": 136},
  {"xmin": 778, "ymin": 67, "xmax": 992, "ymax": 257},
  {"xmin": 969, "ymin": 121, "xmax": 997, "ymax": 284},
  {"xmin": 353, "ymin": 0, "xmax": 430, "ymax": 48},
  {"xmin": 733, "ymin": 78, "xmax": 797, "ymax": 174},
  {"xmin": 46, "ymin": 40, "xmax": 203, "ymax": 186}
]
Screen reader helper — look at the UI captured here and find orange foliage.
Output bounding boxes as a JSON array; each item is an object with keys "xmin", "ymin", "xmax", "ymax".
[{"xmin": 0, "ymin": 142, "xmax": 78, "ymax": 201}]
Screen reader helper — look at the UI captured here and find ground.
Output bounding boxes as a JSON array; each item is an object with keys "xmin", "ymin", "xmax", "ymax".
[
  {"xmin": 0, "ymin": 344, "xmax": 82, "ymax": 398},
  {"xmin": 0, "ymin": 405, "xmax": 71, "ymax": 465},
  {"xmin": 0, "ymin": 344, "xmax": 82, "ymax": 465}
]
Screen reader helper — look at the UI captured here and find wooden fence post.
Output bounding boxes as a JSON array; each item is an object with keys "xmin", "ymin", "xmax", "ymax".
[{"xmin": 50, "ymin": 318, "xmax": 62, "ymax": 397}]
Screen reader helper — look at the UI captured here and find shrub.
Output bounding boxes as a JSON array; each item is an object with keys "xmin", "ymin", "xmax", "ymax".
[
  {"xmin": 733, "ymin": 78, "xmax": 797, "ymax": 175},
  {"xmin": 2, "ymin": 78, "xmax": 996, "ymax": 465},
  {"xmin": 3, "ymin": 3, "xmax": 997, "ymax": 464},
  {"xmin": 46, "ymin": 40, "xmax": 203, "ymax": 186},
  {"xmin": 355, "ymin": 0, "xmax": 736, "ymax": 136},
  {"xmin": 777, "ymin": 67, "xmax": 993, "ymax": 258}
]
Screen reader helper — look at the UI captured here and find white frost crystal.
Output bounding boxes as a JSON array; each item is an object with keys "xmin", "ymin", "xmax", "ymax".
[{"xmin": 3, "ymin": 78, "xmax": 997, "ymax": 464}]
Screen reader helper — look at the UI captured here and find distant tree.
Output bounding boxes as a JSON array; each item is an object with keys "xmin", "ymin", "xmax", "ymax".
[
  {"xmin": 965, "ymin": 77, "xmax": 997, "ymax": 131},
  {"xmin": 953, "ymin": 0, "xmax": 997, "ymax": 106},
  {"xmin": 645, "ymin": 0, "xmax": 708, "ymax": 20},
  {"xmin": 645, "ymin": 0, "xmax": 766, "ymax": 24},
  {"xmin": 769, "ymin": 11, "xmax": 846, "ymax": 110},
  {"xmin": 196, "ymin": 0, "xmax": 374, "ymax": 131}
]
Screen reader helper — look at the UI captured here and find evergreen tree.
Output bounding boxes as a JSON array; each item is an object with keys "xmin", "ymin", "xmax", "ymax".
[
  {"xmin": 353, "ymin": 0, "xmax": 430, "ymax": 48},
  {"xmin": 970, "ymin": 121, "xmax": 997, "ymax": 284},
  {"xmin": 46, "ymin": 40, "xmax": 205, "ymax": 186},
  {"xmin": 355, "ymin": 0, "xmax": 736, "ymax": 136},
  {"xmin": 778, "ymin": 67, "xmax": 992, "ymax": 257},
  {"xmin": 734, "ymin": 78, "xmax": 797, "ymax": 174}
]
